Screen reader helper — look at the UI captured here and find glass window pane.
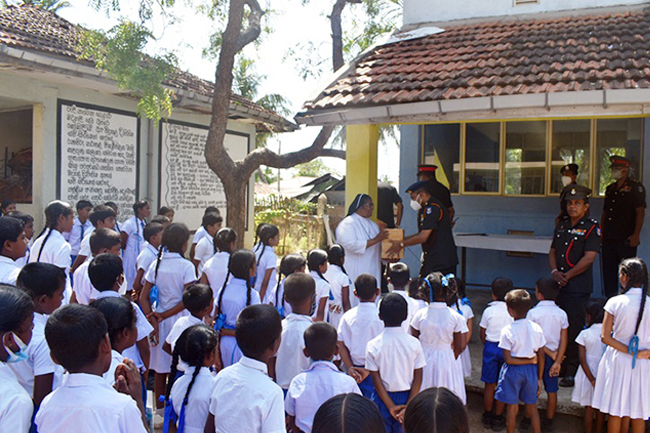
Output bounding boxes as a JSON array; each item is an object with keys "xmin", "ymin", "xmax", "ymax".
[
  {"xmin": 596, "ymin": 118, "xmax": 643, "ymax": 195},
  {"xmin": 551, "ymin": 120, "xmax": 591, "ymax": 193},
  {"xmin": 423, "ymin": 124, "xmax": 461, "ymax": 193},
  {"xmin": 465, "ymin": 123, "xmax": 500, "ymax": 192},
  {"xmin": 505, "ymin": 121, "xmax": 547, "ymax": 195}
]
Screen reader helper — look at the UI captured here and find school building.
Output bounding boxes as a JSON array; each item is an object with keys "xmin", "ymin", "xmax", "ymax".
[
  {"xmin": 0, "ymin": 5, "xmax": 296, "ymax": 245},
  {"xmin": 296, "ymin": 0, "xmax": 650, "ymax": 293}
]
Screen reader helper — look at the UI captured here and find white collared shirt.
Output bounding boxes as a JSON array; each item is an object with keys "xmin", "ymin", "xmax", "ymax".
[
  {"xmin": 144, "ymin": 252, "xmax": 197, "ymax": 311},
  {"xmin": 499, "ymin": 319, "xmax": 546, "ymax": 358},
  {"xmin": 309, "ymin": 271, "xmax": 331, "ymax": 320},
  {"xmin": 479, "ymin": 300, "xmax": 514, "ymax": 342},
  {"xmin": 254, "ymin": 245, "xmax": 278, "ymax": 301},
  {"xmin": 606, "ymin": 288, "xmax": 650, "ymax": 348},
  {"xmin": 388, "ymin": 290, "xmax": 419, "ymax": 333},
  {"xmin": 365, "ymin": 327, "xmax": 426, "ymax": 392},
  {"xmin": 194, "ymin": 236, "xmax": 214, "ymax": 275},
  {"xmin": 35, "ymin": 373, "xmax": 147, "ymax": 433},
  {"xmin": 192, "ymin": 226, "xmax": 207, "ymax": 245},
  {"xmin": 215, "ymin": 279, "xmax": 261, "ymax": 328},
  {"xmin": 66, "ymin": 218, "xmax": 93, "ymax": 255},
  {"xmin": 171, "ymin": 366, "xmax": 216, "ymax": 433},
  {"xmin": 0, "ymin": 364, "xmax": 32, "ymax": 433},
  {"xmin": 285, "ymin": 361, "xmax": 360, "ymax": 433},
  {"xmin": 202, "ymin": 251, "xmax": 230, "ymax": 299},
  {"xmin": 29, "ymin": 229, "xmax": 72, "ymax": 301},
  {"xmin": 411, "ymin": 302, "xmax": 468, "ymax": 348},
  {"xmin": 276, "ymin": 314, "xmax": 313, "ymax": 389},
  {"xmin": 0, "ymin": 255, "xmax": 21, "ymax": 285},
  {"xmin": 337, "ymin": 302, "xmax": 384, "ymax": 366},
  {"xmin": 77, "ymin": 227, "xmax": 96, "ymax": 258},
  {"xmin": 103, "ymin": 350, "xmax": 124, "ymax": 385},
  {"xmin": 73, "ymin": 260, "xmax": 93, "ymax": 305},
  {"xmin": 135, "ymin": 242, "xmax": 158, "ymax": 287},
  {"xmin": 208, "ymin": 356, "xmax": 285, "ymax": 433},
  {"xmin": 323, "ymin": 265, "xmax": 351, "ymax": 309},
  {"xmin": 121, "ymin": 216, "xmax": 145, "ymax": 254},
  {"xmin": 166, "ymin": 315, "xmax": 204, "ymax": 372},
  {"xmin": 526, "ymin": 300, "xmax": 569, "ymax": 351}
]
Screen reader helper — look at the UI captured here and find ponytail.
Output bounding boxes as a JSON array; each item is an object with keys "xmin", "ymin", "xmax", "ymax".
[
  {"xmin": 308, "ymin": 249, "xmax": 329, "ymax": 283},
  {"xmin": 37, "ymin": 200, "xmax": 73, "ymax": 262},
  {"xmin": 181, "ymin": 325, "xmax": 218, "ymax": 410},
  {"xmin": 216, "ymin": 270, "xmax": 230, "ymax": 315},
  {"xmin": 154, "ymin": 246, "xmax": 164, "ymax": 281},
  {"xmin": 618, "ymin": 258, "xmax": 648, "ymax": 368},
  {"xmin": 277, "ymin": 253, "xmax": 307, "ymax": 310},
  {"xmin": 255, "ymin": 224, "xmax": 279, "ymax": 266},
  {"xmin": 327, "ymin": 244, "xmax": 348, "ymax": 275}
]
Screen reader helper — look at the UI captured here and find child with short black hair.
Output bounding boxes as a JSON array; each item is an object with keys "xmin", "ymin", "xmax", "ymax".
[
  {"xmin": 525, "ymin": 277, "xmax": 569, "ymax": 431},
  {"xmin": 206, "ymin": 304, "xmax": 284, "ymax": 433},
  {"xmin": 495, "ymin": 289, "xmax": 546, "ymax": 433},
  {"xmin": 268, "ymin": 253, "xmax": 306, "ymax": 318},
  {"xmin": 163, "ymin": 284, "xmax": 213, "ymax": 359},
  {"xmin": 65, "ymin": 200, "xmax": 93, "ymax": 265},
  {"xmin": 1, "ymin": 199, "xmax": 16, "ymax": 215},
  {"xmin": 312, "ymin": 393, "xmax": 385, "ymax": 433},
  {"xmin": 273, "ymin": 273, "xmax": 315, "ymax": 393},
  {"xmin": 0, "ymin": 216, "xmax": 27, "ymax": 285},
  {"xmin": 338, "ymin": 273, "xmax": 384, "ymax": 400},
  {"xmin": 479, "ymin": 276, "xmax": 514, "ymax": 430},
  {"xmin": 193, "ymin": 213, "xmax": 223, "ymax": 273},
  {"xmin": 387, "ymin": 262, "xmax": 419, "ymax": 332},
  {"xmin": 324, "ymin": 245, "xmax": 352, "ymax": 329},
  {"xmin": 11, "ymin": 263, "xmax": 65, "ymax": 406},
  {"xmin": 308, "ymin": 249, "xmax": 331, "ymax": 322},
  {"xmin": 121, "ymin": 199, "xmax": 151, "ymax": 291},
  {"xmin": 366, "ymin": 293, "xmax": 425, "ymax": 433},
  {"xmin": 71, "ymin": 204, "xmax": 117, "ymax": 272},
  {"xmin": 403, "ymin": 387, "xmax": 470, "ymax": 433},
  {"xmin": 200, "ymin": 227, "xmax": 237, "ymax": 300},
  {"xmin": 36, "ymin": 304, "xmax": 147, "ymax": 433},
  {"xmin": 132, "ymin": 222, "xmax": 164, "ymax": 298},
  {"xmin": 190, "ymin": 207, "xmax": 219, "ymax": 260},
  {"xmin": 286, "ymin": 322, "xmax": 361, "ymax": 433},
  {"xmin": 73, "ymin": 228, "xmax": 122, "ymax": 305},
  {"xmin": 6, "ymin": 211, "xmax": 34, "ymax": 267},
  {"xmin": 254, "ymin": 224, "xmax": 280, "ymax": 303},
  {"xmin": 158, "ymin": 206, "xmax": 175, "ymax": 223}
]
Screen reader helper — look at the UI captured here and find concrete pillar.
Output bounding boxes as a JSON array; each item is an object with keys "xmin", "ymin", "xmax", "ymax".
[{"xmin": 345, "ymin": 124, "xmax": 379, "ymax": 220}]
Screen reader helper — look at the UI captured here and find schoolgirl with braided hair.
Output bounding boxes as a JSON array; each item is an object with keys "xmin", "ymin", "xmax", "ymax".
[
  {"xmin": 307, "ymin": 249, "xmax": 331, "ymax": 322},
  {"xmin": 120, "ymin": 199, "xmax": 151, "ymax": 290},
  {"xmin": 269, "ymin": 253, "xmax": 306, "ymax": 318},
  {"xmin": 446, "ymin": 276, "xmax": 474, "ymax": 378},
  {"xmin": 139, "ymin": 223, "xmax": 196, "ymax": 422},
  {"xmin": 165, "ymin": 325, "xmax": 218, "ymax": 433},
  {"xmin": 200, "ymin": 228, "xmax": 237, "ymax": 299},
  {"xmin": 592, "ymin": 257, "xmax": 650, "ymax": 432},
  {"xmin": 253, "ymin": 223, "xmax": 280, "ymax": 303},
  {"xmin": 324, "ymin": 245, "xmax": 352, "ymax": 328},
  {"xmin": 214, "ymin": 249, "xmax": 260, "ymax": 368}
]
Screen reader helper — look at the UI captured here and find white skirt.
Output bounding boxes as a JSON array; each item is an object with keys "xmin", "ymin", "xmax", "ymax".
[
  {"xmin": 571, "ymin": 355, "xmax": 601, "ymax": 407},
  {"xmin": 150, "ymin": 310, "xmax": 187, "ymax": 373},
  {"xmin": 422, "ymin": 345, "xmax": 466, "ymax": 404},
  {"xmin": 220, "ymin": 335, "xmax": 243, "ymax": 368},
  {"xmin": 123, "ymin": 246, "xmax": 138, "ymax": 290},
  {"xmin": 592, "ymin": 346, "xmax": 650, "ymax": 419},
  {"xmin": 458, "ymin": 347, "xmax": 471, "ymax": 378}
]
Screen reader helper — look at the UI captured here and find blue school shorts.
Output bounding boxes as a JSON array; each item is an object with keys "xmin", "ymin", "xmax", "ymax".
[
  {"xmin": 542, "ymin": 354, "xmax": 559, "ymax": 393},
  {"xmin": 372, "ymin": 390, "xmax": 409, "ymax": 433},
  {"xmin": 495, "ymin": 364, "xmax": 538, "ymax": 405},
  {"xmin": 355, "ymin": 368, "xmax": 376, "ymax": 401},
  {"xmin": 481, "ymin": 341, "xmax": 505, "ymax": 384}
]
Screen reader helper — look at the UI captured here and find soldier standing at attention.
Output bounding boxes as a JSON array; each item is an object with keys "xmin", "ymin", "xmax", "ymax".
[
  {"xmin": 549, "ymin": 185, "xmax": 600, "ymax": 388},
  {"xmin": 417, "ymin": 165, "xmax": 455, "ymax": 225},
  {"xmin": 556, "ymin": 163, "xmax": 579, "ymax": 225},
  {"xmin": 601, "ymin": 156, "xmax": 646, "ymax": 299}
]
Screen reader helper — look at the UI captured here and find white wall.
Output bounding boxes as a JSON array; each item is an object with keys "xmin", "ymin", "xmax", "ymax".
[{"xmin": 403, "ymin": 0, "xmax": 648, "ymax": 25}]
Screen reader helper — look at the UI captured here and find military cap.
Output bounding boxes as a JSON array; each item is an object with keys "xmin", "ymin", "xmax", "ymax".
[
  {"xmin": 609, "ymin": 155, "xmax": 631, "ymax": 168},
  {"xmin": 417, "ymin": 164, "xmax": 438, "ymax": 174},
  {"xmin": 560, "ymin": 163, "xmax": 579, "ymax": 175},
  {"xmin": 406, "ymin": 180, "xmax": 430, "ymax": 194},
  {"xmin": 563, "ymin": 184, "xmax": 592, "ymax": 201}
]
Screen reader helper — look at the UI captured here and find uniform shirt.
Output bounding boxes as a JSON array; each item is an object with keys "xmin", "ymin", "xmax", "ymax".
[
  {"xmin": 376, "ymin": 181, "xmax": 402, "ymax": 228},
  {"xmin": 144, "ymin": 252, "xmax": 196, "ymax": 312},
  {"xmin": 552, "ymin": 215, "xmax": 600, "ymax": 293},
  {"xmin": 35, "ymin": 373, "xmax": 148, "ymax": 433},
  {"xmin": 526, "ymin": 300, "xmax": 569, "ymax": 352},
  {"xmin": 410, "ymin": 302, "xmax": 468, "ymax": 348},
  {"xmin": 29, "ymin": 229, "xmax": 72, "ymax": 301},
  {"xmin": 310, "ymin": 271, "xmax": 331, "ymax": 320},
  {"xmin": 65, "ymin": 218, "xmax": 93, "ymax": 256},
  {"xmin": 479, "ymin": 300, "xmax": 514, "ymax": 343},
  {"xmin": 103, "ymin": 349, "xmax": 124, "ymax": 384},
  {"xmin": 575, "ymin": 323, "xmax": 605, "ymax": 376},
  {"xmin": 202, "ymin": 251, "xmax": 230, "ymax": 299},
  {"xmin": 276, "ymin": 314, "xmax": 312, "ymax": 389},
  {"xmin": 122, "ymin": 216, "xmax": 146, "ymax": 253},
  {"xmin": 136, "ymin": 242, "xmax": 158, "ymax": 282},
  {"xmin": 171, "ymin": 367, "xmax": 216, "ymax": 433},
  {"xmin": 392, "ymin": 289, "xmax": 419, "ymax": 333},
  {"xmin": 0, "ymin": 364, "xmax": 32, "ymax": 433},
  {"xmin": 0, "ymin": 255, "xmax": 21, "ymax": 285},
  {"xmin": 605, "ymin": 288, "xmax": 650, "ymax": 348},
  {"xmin": 215, "ymin": 279, "xmax": 261, "ymax": 328},
  {"xmin": 208, "ymin": 356, "xmax": 285, "ymax": 433},
  {"xmin": 285, "ymin": 361, "xmax": 361, "ymax": 433},
  {"xmin": 365, "ymin": 327, "xmax": 426, "ymax": 392},
  {"xmin": 9, "ymin": 313, "xmax": 63, "ymax": 396},
  {"xmin": 194, "ymin": 236, "xmax": 214, "ymax": 275},
  {"xmin": 166, "ymin": 315, "xmax": 204, "ymax": 372},
  {"xmin": 337, "ymin": 303, "xmax": 384, "ymax": 366},
  {"xmin": 418, "ymin": 196, "xmax": 458, "ymax": 271},
  {"xmin": 78, "ymin": 227, "xmax": 95, "ymax": 258},
  {"xmin": 499, "ymin": 318, "xmax": 546, "ymax": 358},
  {"xmin": 193, "ymin": 226, "xmax": 208, "ymax": 245},
  {"xmin": 268, "ymin": 279, "xmax": 292, "ymax": 316},
  {"xmin": 602, "ymin": 178, "xmax": 646, "ymax": 240},
  {"xmin": 254, "ymin": 245, "xmax": 278, "ymax": 301},
  {"xmin": 426, "ymin": 178, "xmax": 454, "ymax": 209},
  {"xmin": 73, "ymin": 260, "xmax": 94, "ymax": 305},
  {"xmin": 323, "ymin": 265, "xmax": 351, "ymax": 314}
]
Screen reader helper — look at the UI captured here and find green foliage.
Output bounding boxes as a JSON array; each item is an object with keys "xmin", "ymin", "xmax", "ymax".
[
  {"xmin": 295, "ymin": 159, "xmax": 330, "ymax": 177},
  {"xmin": 1, "ymin": 0, "xmax": 71, "ymax": 12},
  {"xmin": 255, "ymin": 166, "xmax": 278, "ymax": 184}
]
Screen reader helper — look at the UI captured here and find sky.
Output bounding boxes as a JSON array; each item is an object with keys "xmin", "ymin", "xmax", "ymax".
[{"xmin": 58, "ymin": 0, "xmax": 401, "ymax": 186}]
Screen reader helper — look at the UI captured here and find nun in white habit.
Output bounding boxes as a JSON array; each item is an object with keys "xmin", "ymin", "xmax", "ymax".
[{"xmin": 335, "ymin": 194, "xmax": 387, "ymax": 306}]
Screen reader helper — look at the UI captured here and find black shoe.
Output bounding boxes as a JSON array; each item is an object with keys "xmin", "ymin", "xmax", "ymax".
[
  {"xmin": 542, "ymin": 418, "xmax": 555, "ymax": 432},
  {"xmin": 482, "ymin": 412, "xmax": 493, "ymax": 429},
  {"xmin": 519, "ymin": 417, "xmax": 531, "ymax": 432},
  {"xmin": 492, "ymin": 415, "xmax": 506, "ymax": 432},
  {"xmin": 559, "ymin": 376, "xmax": 575, "ymax": 387}
]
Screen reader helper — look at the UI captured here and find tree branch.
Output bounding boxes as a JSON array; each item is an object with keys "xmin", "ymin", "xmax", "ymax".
[
  {"xmin": 330, "ymin": 0, "xmax": 362, "ymax": 71},
  {"xmin": 236, "ymin": 0, "xmax": 264, "ymax": 52},
  {"xmin": 319, "ymin": 148, "xmax": 346, "ymax": 159}
]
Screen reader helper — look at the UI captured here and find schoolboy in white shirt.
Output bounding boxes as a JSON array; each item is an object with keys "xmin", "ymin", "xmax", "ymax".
[
  {"xmin": 163, "ymin": 284, "xmax": 213, "ymax": 358},
  {"xmin": 271, "ymin": 273, "xmax": 315, "ymax": 393},
  {"xmin": 524, "ymin": 277, "xmax": 568, "ymax": 432},
  {"xmin": 386, "ymin": 262, "xmax": 418, "ymax": 332},
  {"xmin": 206, "ymin": 304, "xmax": 285, "ymax": 433},
  {"xmin": 35, "ymin": 304, "xmax": 148, "ymax": 433},
  {"xmin": 338, "ymin": 273, "xmax": 384, "ymax": 400},
  {"xmin": 286, "ymin": 322, "xmax": 360, "ymax": 433},
  {"xmin": 366, "ymin": 293, "xmax": 425, "ymax": 433},
  {"xmin": 189, "ymin": 206, "xmax": 219, "ymax": 261},
  {"xmin": 132, "ymin": 222, "xmax": 163, "ymax": 299},
  {"xmin": 192, "ymin": 213, "xmax": 222, "ymax": 274},
  {"xmin": 7, "ymin": 211, "xmax": 34, "ymax": 267},
  {"xmin": 0, "ymin": 217, "xmax": 28, "ymax": 285},
  {"xmin": 479, "ymin": 277, "xmax": 514, "ymax": 430},
  {"xmin": 70, "ymin": 205, "xmax": 116, "ymax": 273},
  {"xmin": 65, "ymin": 200, "xmax": 93, "ymax": 265},
  {"xmin": 495, "ymin": 289, "xmax": 546, "ymax": 433}
]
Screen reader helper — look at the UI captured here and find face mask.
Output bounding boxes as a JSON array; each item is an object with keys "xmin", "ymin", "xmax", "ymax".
[
  {"xmin": 3, "ymin": 332, "xmax": 28, "ymax": 364},
  {"xmin": 611, "ymin": 169, "xmax": 623, "ymax": 180},
  {"xmin": 561, "ymin": 176, "xmax": 573, "ymax": 187},
  {"xmin": 410, "ymin": 199, "xmax": 422, "ymax": 212}
]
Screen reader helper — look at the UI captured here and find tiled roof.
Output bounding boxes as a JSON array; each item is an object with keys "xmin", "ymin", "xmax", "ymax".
[
  {"xmin": 303, "ymin": 7, "xmax": 650, "ymax": 111},
  {"xmin": 0, "ymin": 5, "xmax": 292, "ymax": 130}
]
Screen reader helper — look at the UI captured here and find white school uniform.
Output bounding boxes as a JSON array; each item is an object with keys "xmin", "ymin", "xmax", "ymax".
[
  {"xmin": 391, "ymin": 289, "xmax": 419, "ymax": 333},
  {"xmin": 35, "ymin": 373, "xmax": 148, "ymax": 433},
  {"xmin": 572, "ymin": 323, "xmax": 605, "ymax": 407},
  {"xmin": 452, "ymin": 301, "xmax": 474, "ymax": 378},
  {"xmin": 0, "ymin": 255, "xmax": 21, "ymax": 285},
  {"xmin": 72, "ymin": 260, "xmax": 94, "ymax": 304},
  {"xmin": 135, "ymin": 242, "xmax": 158, "ymax": 286},
  {"xmin": 65, "ymin": 217, "xmax": 92, "ymax": 256},
  {"xmin": 337, "ymin": 302, "xmax": 384, "ymax": 367},
  {"xmin": 208, "ymin": 356, "xmax": 285, "ymax": 433},
  {"xmin": 9, "ymin": 312, "xmax": 63, "ymax": 397},
  {"xmin": 254, "ymin": 244, "xmax": 277, "ymax": 303},
  {"xmin": 592, "ymin": 288, "xmax": 650, "ymax": 419},
  {"xmin": 411, "ymin": 302, "xmax": 468, "ymax": 403},
  {"xmin": 412, "ymin": 297, "xmax": 428, "ymax": 311},
  {"xmin": 286, "ymin": 361, "xmax": 361, "ymax": 433},
  {"xmin": 165, "ymin": 315, "xmax": 204, "ymax": 372},
  {"xmin": 171, "ymin": 366, "xmax": 217, "ymax": 433},
  {"xmin": 324, "ymin": 265, "xmax": 351, "ymax": 329},
  {"xmin": 276, "ymin": 314, "xmax": 312, "ymax": 389},
  {"xmin": 499, "ymin": 319, "xmax": 546, "ymax": 358},
  {"xmin": 215, "ymin": 278, "xmax": 261, "ymax": 368},
  {"xmin": 15, "ymin": 237, "xmax": 32, "ymax": 268},
  {"xmin": 365, "ymin": 327, "xmax": 426, "ymax": 392},
  {"xmin": 29, "ymin": 229, "xmax": 72, "ymax": 302},
  {"xmin": 121, "ymin": 216, "xmax": 146, "ymax": 290},
  {"xmin": 192, "ymin": 226, "xmax": 207, "ymax": 245},
  {"xmin": 310, "ymin": 270, "xmax": 331, "ymax": 321},
  {"xmin": 267, "ymin": 279, "xmax": 292, "ymax": 316},
  {"xmin": 202, "ymin": 251, "xmax": 230, "ymax": 299},
  {"xmin": 479, "ymin": 300, "xmax": 513, "ymax": 343},
  {"xmin": 526, "ymin": 300, "xmax": 569, "ymax": 352},
  {"xmin": 103, "ymin": 349, "xmax": 124, "ymax": 385},
  {"xmin": 194, "ymin": 236, "xmax": 214, "ymax": 275},
  {"xmin": 77, "ymin": 227, "xmax": 95, "ymax": 259},
  {"xmin": 144, "ymin": 252, "xmax": 196, "ymax": 373},
  {"xmin": 0, "ymin": 364, "xmax": 32, "ymax": 433}
]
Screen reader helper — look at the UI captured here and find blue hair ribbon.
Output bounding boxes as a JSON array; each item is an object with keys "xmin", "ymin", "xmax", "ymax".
[
  {"xmin": 423, "ymin": 278, "xmax": 434, "ymax": 303},
  {"xmin": 629, "ymin": 335, "xmax": 639, "ymax": 369},
  {"xmin": 213, "ymin": 313, "xmax": 226, "ymax": 333},
  {"xmin": 461, "ymin": 297, "xmax": 472, "ymax": 309},
  {"xmin": 161, "ymin": 396, "xmax": 177, "ymax": 433},
  {"xmin": 149, "ymin": 285, "xmax": 159, "ymax": 310}
]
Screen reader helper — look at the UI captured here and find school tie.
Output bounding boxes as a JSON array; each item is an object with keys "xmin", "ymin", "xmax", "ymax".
[{"xmin": 80, "ymin": 223, "xmax": 85, "ymax": 240}]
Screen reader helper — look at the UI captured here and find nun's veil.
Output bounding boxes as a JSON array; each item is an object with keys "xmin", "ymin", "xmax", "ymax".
[{"xmin": 347, "ymin": 193, "xmax": 371, "ymax": 216}]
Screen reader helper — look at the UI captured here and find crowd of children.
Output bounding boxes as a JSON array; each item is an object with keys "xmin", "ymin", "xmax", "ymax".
[{"xmin": 0, "ymin": 198, "xmax": 648, "ymax": 433}]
